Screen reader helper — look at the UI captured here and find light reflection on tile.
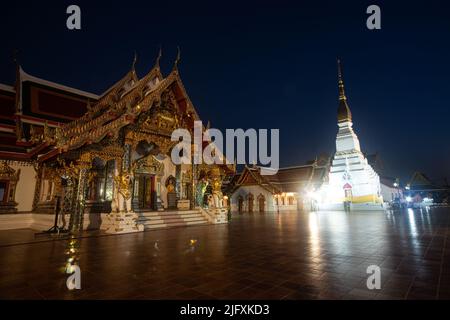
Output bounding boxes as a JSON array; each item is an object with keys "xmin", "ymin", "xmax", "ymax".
[{"xmin": 0, "ymin": 207, "xmax": 449, "ymax": 300}]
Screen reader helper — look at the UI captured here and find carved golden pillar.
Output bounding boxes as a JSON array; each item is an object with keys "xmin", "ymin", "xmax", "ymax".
[
  {"xmin": 110, "ymin": 158, "xmax": 121, "ymax": 213},
  {"xmin": 123, "ymin": 144, "xmax": 133, "ymax": 212},
  {"xmin": 68, "ymin": 154, "xmax": 91, "ymax": 233}
]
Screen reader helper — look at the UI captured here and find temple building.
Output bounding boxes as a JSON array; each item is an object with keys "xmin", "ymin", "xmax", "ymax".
[
  {"xmin": 316, "ymin": 60, "xmax": 384, "ymax": 210},
  {"xmin": 0, "ymin": 53, "xmax": 232, "ymax": 232},
  {"xmin": 405, "ymin": 172, "xmax": 449, "ymax": 205},
  {"xmin": 227, "ymin": 156, "xmax": 330, "ymax": 213}
]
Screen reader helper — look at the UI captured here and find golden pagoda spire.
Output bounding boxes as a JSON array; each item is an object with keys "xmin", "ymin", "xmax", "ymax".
[
  {"xmin": 336, "ymin": 58, "xmax": 352, "ymax": 123},
  {"xmin": 337, "ymin": 58, "xmax": 347, "ymax": 101}
]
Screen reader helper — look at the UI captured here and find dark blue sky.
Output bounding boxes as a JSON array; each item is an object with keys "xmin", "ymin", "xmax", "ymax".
[{"xmin": 1, "ymin": 0, "xmax": 449, "ymax": 183}]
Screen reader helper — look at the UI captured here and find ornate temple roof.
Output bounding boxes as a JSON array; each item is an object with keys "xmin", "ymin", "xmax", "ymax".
[
  {"xmin": 226, "ymin": 165, "xmax": 281, "ymax": 195},
  {"xmin": 52, "ymin": 61, "xmax": 200, "ymax": 155},
  {"xmin": 267, "ymin": 161, "xmax": 329, "ymax": 193},
  {"xmin": 227, "ymin": 158, "xmax": 331, "ymax": 195},
  {"xmin": 0, "ymin": 65, "xmax": 98, "ymax": 161},
  {"xmin": 0, "ymin": 51, "xmax": 203, "ymax": 162},
  {"xmin": 337, "ymin": 59, "xmax": 352, "ymax": 123}
]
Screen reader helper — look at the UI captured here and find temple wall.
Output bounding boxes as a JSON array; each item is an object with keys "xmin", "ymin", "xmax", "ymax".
[
  {"xmin": 274, "ymin": 193, "xmax": 299, "ymax": 211},
  {"xmin": 230, "ymin": 185, "xmax": 276, "ymax": 212},
  {"xmin": 10, "ymin": 162, "xmax": 36, "ymax": 212},
  {"xmin": 380, "ymin": 183, "xmax": 401, "ymax": 202}
]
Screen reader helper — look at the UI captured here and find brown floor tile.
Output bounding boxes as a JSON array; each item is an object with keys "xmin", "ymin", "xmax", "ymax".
[{"xmin": 1, "ymin": 207, "xmax": 449, "ymax": 300}]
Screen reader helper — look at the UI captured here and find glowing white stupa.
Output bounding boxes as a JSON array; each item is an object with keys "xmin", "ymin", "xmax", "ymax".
[{"xmin": 319, "ymin": 60, "xmax": 384, "ymax": 211}]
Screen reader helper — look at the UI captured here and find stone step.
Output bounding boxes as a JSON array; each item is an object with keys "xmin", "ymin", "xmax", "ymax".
[
  {"xmin": 138, "ymin": 213, "xmax": 203, "ymax": 220},
  {"xmin": 144, "ymin": 220, "xmax": 209, "ymax": 230},
  {"xmin": 140, "ymin": 217, "xmax": 207, "ymax": 225},
  {"xmin": 137, "ymin": 209, "xmax": 210, "ymax": 230},
  {"xmin": 139, "ymin": 210, "xmax": 199, "ymax": 217}
]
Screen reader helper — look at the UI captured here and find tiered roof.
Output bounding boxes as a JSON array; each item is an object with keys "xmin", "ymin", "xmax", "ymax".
[
  {"xmin": 227, "ymin": 158, "xmax": 330, "ymax": 195},
  {"xmin": 0, "ymin": 53, "xmax": 202, "ymax": 162},
  {"xmin": 0, "ymin": 65, "xmax": 98, "ymax": 160}
]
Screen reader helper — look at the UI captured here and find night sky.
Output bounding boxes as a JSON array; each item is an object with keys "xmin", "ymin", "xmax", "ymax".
[{"xmin": 1, "ymin": 1, "xmax": 449, "ymax": 183}]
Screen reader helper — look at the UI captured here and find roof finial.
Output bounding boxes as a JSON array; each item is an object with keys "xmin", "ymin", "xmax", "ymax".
[
  {"xmin": 173, "ymin": 46, "xmax": 181, "ymax": 71},
  {"xmin": 154, "ymin": 46, "xmax": 162, "ymax": 68},
  {"xmin": 132, "ymin": 51, "xmax": 138, "ymax": 71},
  {"xmin": 337, "ymin": 57, "xmax": 346, "ymax": 101}
]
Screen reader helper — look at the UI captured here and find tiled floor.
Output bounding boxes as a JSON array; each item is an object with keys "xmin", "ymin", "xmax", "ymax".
[{"xmin": 0, "ymin": 207, "xmax": 449, "ymax": 300}]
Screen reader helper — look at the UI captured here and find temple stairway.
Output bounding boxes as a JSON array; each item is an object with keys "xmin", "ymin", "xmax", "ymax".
[{"xmin": 136, "ymin": 210, "xmax": 210, "ymax": 230}]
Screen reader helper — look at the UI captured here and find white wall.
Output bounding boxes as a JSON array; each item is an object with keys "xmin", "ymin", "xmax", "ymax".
[
  {"xmin": 10, "ymin": 162, "xmax": 36, "ymax": 212},
  {"xmin": 380, "ymin": 183, "xmax": 401, "ymax": 202}
]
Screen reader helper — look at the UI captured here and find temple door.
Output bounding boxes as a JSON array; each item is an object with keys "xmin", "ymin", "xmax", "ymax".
[
  {"xmin": 259, "ymin": 196, "xmax": 265, "ymax": 213},
  {"xmin": 344, "ymin": 189, "xmax": 352, "ymax": 201},
  {"xmin": 139, "ymin": 175, "xmax": 153, "ymax": 210},
  {"xmin": 0, "ymin": 181, "xmax": 8, "ymax": 203},
  {"xmin": 248, "ymin": 194, "xmax": 254, "ymax": 213}
]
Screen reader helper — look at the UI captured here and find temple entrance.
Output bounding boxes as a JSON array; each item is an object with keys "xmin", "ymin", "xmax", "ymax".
[
  {"xmin": 238, "ymin": 196, "xmax": 243, "ymax": 213},
  {"xmin": 258, "ymin": 194, "xmax": 265, "ymax": 213},
  {"xmin": 248, "ymin": 194, "xmax": 254, "ymax": 213},
  {"xmin": 137, "ymin": 174, "xmax": 155, "ymax": 210},
  {"xmin": 343, "ymin": 183, "xmax": 353, "ymax": 202}
]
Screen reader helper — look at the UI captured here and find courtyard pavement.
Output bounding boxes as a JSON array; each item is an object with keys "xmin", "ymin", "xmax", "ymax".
[{"xmin": 0, "ymin": 207, "xmax": 449, "ymax": 300}]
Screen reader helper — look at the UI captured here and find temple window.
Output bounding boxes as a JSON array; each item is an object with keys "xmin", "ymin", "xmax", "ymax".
[
  {"xmin": 0, "ymin": 182, "xmax": 6, "ymax": 202},
  {"xmin": 288, "ymin": 196, "xmax": 294, "ymax": 205}
]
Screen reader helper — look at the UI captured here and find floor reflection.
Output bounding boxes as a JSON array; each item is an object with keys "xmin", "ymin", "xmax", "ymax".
[
  {"xmin": 407, "ymin": 208, "xmax": 418, "ymax": 237},
  {"xmin": 308, "ymin": 212, "xmax": 320, "ymax": 256},
  {"xmin": 64, "ymin": 236, "xmax": 80, "ymax": 274},
  {"xmin": 0, "ymin": 207, "xmax": 449, "ymax": 299}
]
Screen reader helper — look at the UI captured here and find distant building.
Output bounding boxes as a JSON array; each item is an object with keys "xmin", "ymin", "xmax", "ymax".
[
  {"xmin": 227, "ymin": 157, "xmax": 330, "ymax": 213},
  {"xmin": 406, "ymin": 172, "xmax": 449, "ymax": 205}
]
